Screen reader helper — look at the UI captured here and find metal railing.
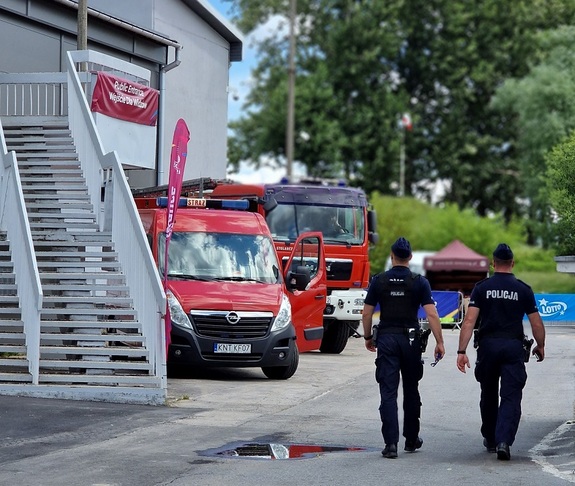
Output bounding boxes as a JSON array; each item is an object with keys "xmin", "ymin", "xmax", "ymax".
[
  {"xmin": 0, "ymin": 120, "xmax": 43, "ymax": 383},
  {"xmin": 65, "ymin": 51, "xmax": 167, "ymax": 387},
  {"xmin": 0, "ymin": 50, "xmax": 167, "ymax": 396}
]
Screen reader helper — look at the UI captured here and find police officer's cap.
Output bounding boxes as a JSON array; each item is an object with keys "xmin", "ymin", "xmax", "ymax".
[
  {"xmin": 391, "ymin": 237, "xmax": 412, "ymax": 259},
  {"xmin": 493, "ymin": 243, "xmax": 513, "ymax": 261}
]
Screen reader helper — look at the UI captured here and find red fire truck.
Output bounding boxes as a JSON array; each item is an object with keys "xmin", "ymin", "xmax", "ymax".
[
  {"xmin": 205, "ymin": 179, "xmax": 379, "ymax": 354},
  {"xmin": 134, "ymin": 194, "xmax": 327, "ymax": 379}
]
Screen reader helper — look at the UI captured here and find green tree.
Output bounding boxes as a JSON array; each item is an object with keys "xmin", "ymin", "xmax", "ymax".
[
  {"xmin": 225, "ymin": 0, "xmax": 575, "ymax": 219},
  {"xmin": 547, "ymin": 136, "xmax": 575, "ymax": 255},
  {"xmin": 491, "ymin": 26, "xmax": 575, "ymax": 247}
]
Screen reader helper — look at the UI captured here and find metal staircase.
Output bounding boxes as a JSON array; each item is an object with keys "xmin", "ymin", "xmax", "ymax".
[
  {"xmin": 0, "ymin": 233, "xmax": 29, "ymax": 382},
  {"xmin": 1, "ymin": 117, "xmax": 160, "ymax": 388}
]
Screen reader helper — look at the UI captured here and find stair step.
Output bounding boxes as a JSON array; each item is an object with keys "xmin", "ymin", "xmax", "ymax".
[
  {"xmin": 31, "ymin": 231, "xmax": 113, "ymax": 243},
  {"xmin": 37, "ymin": 261, "xmax": 121, "ymax": 270},
  {"xmin": 28, "ymin": 213, "xmax": 96, "ymax": 220},
  {"xmin": 40, "ymin": 308, "xmax": 135, "ymax": 316},
  {"xmin": 41, "ymin": 332, "xmax": 143, "ymax": 342},
  {"xmin": 24, "ymin": 192, "xmax": 90, "ymax": 199},
  {"xmin": 40, "ymin": 358, "xmax": 150, "ymax": 370},
  {"xmin": 4, "ymin": 136, "xmax": 72, "ymax": 143},
  {"xmin": 34, "ymin": 240, "xmax": 114, "ymax": 248},
  {"xmin": 0, "ymin": 296, "xmax": 19, "ymax": 304},
  {"xmin": 0, "ymin": 284, "xmax": 17, "ymax": 291},
  {"xmin": 43, "ymin": 296, "xmax": 132, "ymax": 305},
  {"xmin": 27, "ymin": 202, "xmax": 93, "ymax": 210},
  {"xmin": 18, "ymin": 160, "xmax": 81, "ymax": 167},
  {"xmin": 41, "ymin": 285, "xmax": 128, "ymax": 293},
  {"xmin": 9, "ymin": 146, "xmax": 76, "ymax": 154},
  {"xmin": 21, "ymin": 172, "xmax": 84, "ymax": 179},
  {"xmin": 40, "ymin": 347, "xmax": 148, "ymax": 358},
  {"xmin": 40, "ymin": 320, "xmax": 140, "ymax": 330},
  {"xmin": 3, "ymin": 127, "xmax": 70, "ymax": 135},
  {"xmin": 0, "ymin": 358, "xmax": 28, "ymax": 366},
  {"xmin": 0, "ymin": 308, "xmax": 22, "ymax": 315},
  {"xmin": 22, "ymin": 184, "xmax": 87, "ymax": 190},
  {"xmin": 40, "ymin": 272, "xmax": 125, "ymax": 280},
  {"xmin": 0, "ymin": 332, "xmax": 25, "ymax": 340},
  {"xmin": 36, "ymin": 251, "xmax": 118, "ymax": 258},
  {"xmin": 30, "ymin": 223, "xmax": 100, "ymax": 230},
  {"xmin": 0, "ymin": 320, "xmax": 24, "ymax": 328},
  {"xmin": 21, "ymin": 175, "xmax": 84, "ymax": 182},
  {"xmin": 15, "ymin": 152, "xmax": 78, "ymax": 158},
  {"xmin": 0, "ymin": 372, "xmax": 33, "ymax": 383},
  {"xmin": 37, "ymin": 374, "xmax": 160, "ymax": 386},
  {"xmin": 0, "ymin": 345, "xmax": 26, "ymax": 353}
]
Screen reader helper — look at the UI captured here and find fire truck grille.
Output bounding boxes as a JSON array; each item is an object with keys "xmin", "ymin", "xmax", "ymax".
[
  {"xmin": 191, "ymin": 312, "xmax": 273, "ymax": 339},
  {"xmin": 326, "ymin": 260, "xmax": 352, "ymax": 281}
]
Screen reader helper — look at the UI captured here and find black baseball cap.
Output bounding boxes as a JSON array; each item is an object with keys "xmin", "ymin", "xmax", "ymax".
[
  {"xmin": 493, "ymin": 243, "xmax": 513, "ymax": 260},
  {"xmin": 391, "ymin": 237, "xmax": 412, "ymax": 259}
]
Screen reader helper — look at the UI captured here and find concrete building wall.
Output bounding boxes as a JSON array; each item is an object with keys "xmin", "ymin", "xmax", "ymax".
[
  {"xmin": 154, "ymin": 1, "xmax": 230, "ymax": 183},
  {"xmin": 0, "ymin": 0, "xmax": 242, "ymax": 189}
]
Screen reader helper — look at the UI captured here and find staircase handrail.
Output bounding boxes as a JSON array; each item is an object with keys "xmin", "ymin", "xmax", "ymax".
[
  {"xmin": 65, "ymin": 51, "xmax": 167, "ymax": 386},
  {"xmin": 0, "ymin": 120, "xmax": 43, "ymax": 383}
]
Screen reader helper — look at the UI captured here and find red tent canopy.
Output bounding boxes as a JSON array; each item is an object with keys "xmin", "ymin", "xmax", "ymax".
[
  {"xmin": 423, "ymin": 240, "xmax": 489, "ymax": 294},
  {"xmin": 424, "ymin": 240, "xmax": 489, "ymax": 271}
]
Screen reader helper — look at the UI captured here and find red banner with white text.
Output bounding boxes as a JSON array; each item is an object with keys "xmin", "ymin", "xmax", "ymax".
[
  {"xmin": 90, "ymin": 72, "xmax": 159, "ymax": 126},
  {"xmin": 163, "ymin": 119, "xmax": 190, "ymax": 355}
]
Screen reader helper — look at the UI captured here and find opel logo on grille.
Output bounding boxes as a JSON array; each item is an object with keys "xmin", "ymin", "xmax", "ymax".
[{"xmin": 226, "ymin": 312, "xmax": 241, "ymax": 325}]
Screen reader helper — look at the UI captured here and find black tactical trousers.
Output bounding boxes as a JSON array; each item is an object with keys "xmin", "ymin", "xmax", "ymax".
[
  {"xmin": 474, "ymin": 337, "xmax": 527, "ymax": 446},
  {"xmin": 375, "ymin": 333, "xmax": 423, "ymax": 446}
]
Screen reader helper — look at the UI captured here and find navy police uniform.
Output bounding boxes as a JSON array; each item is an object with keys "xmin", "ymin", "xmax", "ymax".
[
  {"xmin": 364, "ymin": 265, "xmax": 434, "ymax": 447},
  {"xmin": 469, "ymin": 272, "xmax": 538, "ymax": 447}
]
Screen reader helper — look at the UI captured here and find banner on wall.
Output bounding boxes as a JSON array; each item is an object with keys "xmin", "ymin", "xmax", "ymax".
[
  {"xmin": 90, "ymin": 72, "xmax": 159, "ymax": 126},
  {"xmin": 535, "ymin": 294, "xmax": 575, "ymax": 321}
]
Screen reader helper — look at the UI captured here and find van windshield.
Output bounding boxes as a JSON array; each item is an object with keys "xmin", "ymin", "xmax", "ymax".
[
  {"xmin": 266, "ymin": 204, "xmax": 364, "ymax": 244},
  {"xmin": 158, "ymin": 232, "xmax": 281, "ymax": 284}
]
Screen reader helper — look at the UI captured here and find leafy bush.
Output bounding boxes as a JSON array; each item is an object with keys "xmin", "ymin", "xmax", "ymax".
[{"xmin": 369, "ymin": 194, "xmax": 554, "ymax": 275}]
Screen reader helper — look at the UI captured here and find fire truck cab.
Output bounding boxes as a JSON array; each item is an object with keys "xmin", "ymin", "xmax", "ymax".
[
  {"xmin": 206, "ymin": 180, "xmax": 378, "ymax": 354},
  {"xmin": 135, "ymin": 195, "xmax": 327, "ymax": 379}
]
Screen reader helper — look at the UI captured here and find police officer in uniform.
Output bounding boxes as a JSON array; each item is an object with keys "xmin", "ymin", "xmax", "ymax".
[
  {"xmin": 362, "ymin": 237, "xmax": 445, "ymax": 459},
  {"xmin": 456, "ymin": 243, "xmax": 545, "ymax": 461}
]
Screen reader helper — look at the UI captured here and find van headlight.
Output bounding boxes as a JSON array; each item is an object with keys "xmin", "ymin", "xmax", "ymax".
[
  {"xmin": 166, "ymin": 290, "xmax": 192, "ymax": 330},
  {"xmin": 271, "ymin": 294, "xmax": 292, "ymax": 332}
]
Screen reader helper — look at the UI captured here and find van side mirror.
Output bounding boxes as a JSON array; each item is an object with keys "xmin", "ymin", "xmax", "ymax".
[
  {"xmin": 286, "ymin": 265, "xmax": 311, "ymax": 291},
  {"xmin": 367, "ymin": 209, "xmax": 379, "ymax": 244},
  {"xmin": 367, "ymin": 209, "xmax": 377, "ymax": 232},
  {"xmin": 262, "ymin": 196, "xmax": 278, "ymax": 214}
]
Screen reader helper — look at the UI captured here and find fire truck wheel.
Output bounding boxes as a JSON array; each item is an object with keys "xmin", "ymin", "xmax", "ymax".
[
  {"xmin": 262, "ymin": 346, "xmax": 299, "ymax": 379},
  {"xmin": 319, "ymin": 322, "xmax": 349, "ymax": 354}
]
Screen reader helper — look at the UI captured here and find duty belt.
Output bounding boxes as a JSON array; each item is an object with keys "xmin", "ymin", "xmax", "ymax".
[{"xmin": 378, "ymin": 326, "xmax": 419, "ymax": 335}]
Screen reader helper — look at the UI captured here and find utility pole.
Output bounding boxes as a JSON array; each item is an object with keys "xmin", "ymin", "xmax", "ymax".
[
  {"xmin": 399, "ymin": 113, "xmax": 412, "ymax": 197},
  {"xmin": 286, "ymin": 0, "xmax": 296, "ymax": 179},
  {"xmin": 77, "ymin": 0, "xmax": 88, "ymax": 72}
]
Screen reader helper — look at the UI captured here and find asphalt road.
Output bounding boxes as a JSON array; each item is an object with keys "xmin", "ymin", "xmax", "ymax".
[{"xmin": 0, "ymin": 325, "xmax": 573, "ymax": 486}]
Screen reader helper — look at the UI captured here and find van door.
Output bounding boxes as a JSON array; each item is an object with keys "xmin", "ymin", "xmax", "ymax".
[{"xmin": 283, "ymin": 232, "xmax": 326, "ymax": 352}]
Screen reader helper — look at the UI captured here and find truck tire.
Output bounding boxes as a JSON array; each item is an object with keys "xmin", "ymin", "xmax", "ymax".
[
  {"xmin": 262, "ymin": 346, "xmax": 299, "ymax": 379},
  {"xmin": 319, "ymin": 321, "xmax": 350, "ymax": 354}
]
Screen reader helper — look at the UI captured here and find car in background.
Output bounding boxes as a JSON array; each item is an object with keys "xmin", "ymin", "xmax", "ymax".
[{"xmin": 384, "ymin": 250, "xmax": 436, "ymax": 276}]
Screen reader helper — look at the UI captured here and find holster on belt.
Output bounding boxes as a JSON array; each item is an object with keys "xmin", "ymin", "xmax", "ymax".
[{"xmin": 419, "ymin": 328, "xmax": 431, "ymax": 353}]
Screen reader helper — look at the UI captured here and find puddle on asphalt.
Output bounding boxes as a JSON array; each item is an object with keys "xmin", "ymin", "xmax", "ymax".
[{"xmin": 199, "ymin": 441, "xmax": 375, "ymax": 460}]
